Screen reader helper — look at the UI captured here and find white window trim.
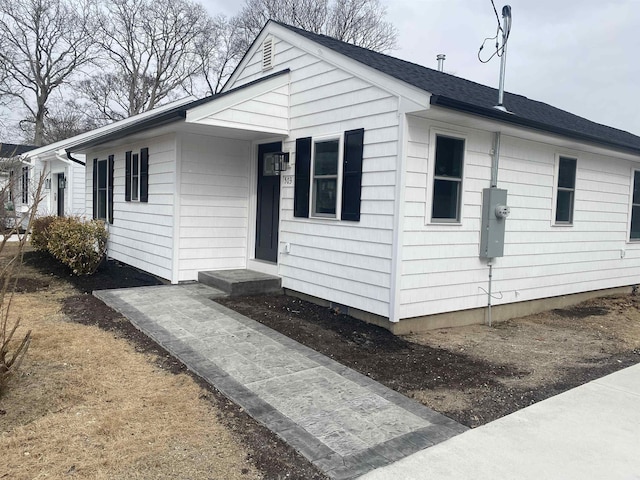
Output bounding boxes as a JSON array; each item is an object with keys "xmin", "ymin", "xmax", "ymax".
[
  {"xmin": 551, "ymin": 153, "xmax": 577, "ymax": 227},
  {"xmin": 129, "ymin": 151, "xmax": 140, "ymax": 202},
  {"xmin": 310, "ymin": 133, "xmax": 344, "ymax": 220},
  {"xmin": 96, "ymin": 158, "xmax": 109, "ymax": 221},
  {"xmin": 628, "ymin": 167, "xmax": 640, "ymax": 243},
  {"xmin": 425, "ymin": 128, "xmax": 467, "ymax": 226}
]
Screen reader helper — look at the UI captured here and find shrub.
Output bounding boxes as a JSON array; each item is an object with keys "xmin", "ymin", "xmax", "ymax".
[
  {"xmin": 30, "ymin": 215, "xmax": 57, "ymax": 251},
  {"xmin": 46, "ymin": 217, "xmax": 108, "ymax": 275}
]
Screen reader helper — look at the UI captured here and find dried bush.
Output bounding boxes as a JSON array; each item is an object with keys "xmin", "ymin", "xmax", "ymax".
[
  {"xmin": 46, "ymin": 217, "xmax": 108, "ymax": 275},
  {"xmin": 1, "ymin": 151, "xmax": 44, "ymax": 392},
  {"xmin": 30, "ymin": 215, "xmax": 57, "ymax": 251}
]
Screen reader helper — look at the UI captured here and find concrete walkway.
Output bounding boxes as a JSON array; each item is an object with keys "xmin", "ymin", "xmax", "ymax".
[
  {"xmin": 95, "ymin": 284, "xmax": 467, "ymax": 480},
  {"xmin": 360, "ymin": 362, "xmax": 640, "ymax": 480}
]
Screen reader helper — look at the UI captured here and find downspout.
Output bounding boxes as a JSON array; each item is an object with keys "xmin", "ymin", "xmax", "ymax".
[
  {"xmin": 66, "ymin": 151, "xmax": 86, "ymax": 166},
  {"xmin": 389, "ymin": 102, "xmax": 409, "ymax": 326}
]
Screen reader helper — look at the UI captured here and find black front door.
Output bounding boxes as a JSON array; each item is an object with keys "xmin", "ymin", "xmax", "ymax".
[
  {"xmin": 255, "ymin": 142, "xmax": 282, "ymax": 263},
  {"xmin": 57, "ymin": 174, "xmax": 65, "ymax": 217}
]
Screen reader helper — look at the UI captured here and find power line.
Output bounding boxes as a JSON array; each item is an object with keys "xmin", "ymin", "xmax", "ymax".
[{"xmin": 478, "ymin": 1, "xmax": 511, "ymax": 64}]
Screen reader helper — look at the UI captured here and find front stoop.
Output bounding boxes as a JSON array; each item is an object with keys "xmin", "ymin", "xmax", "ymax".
[{"xmin": 198, "ymin": 269, "xmax": 282, "ymax": 296}]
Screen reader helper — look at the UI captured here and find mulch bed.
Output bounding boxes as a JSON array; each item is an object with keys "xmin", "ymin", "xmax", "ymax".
[{"xmin": 217, "ymin": 294, "xmax": 640, "ymax": 427}]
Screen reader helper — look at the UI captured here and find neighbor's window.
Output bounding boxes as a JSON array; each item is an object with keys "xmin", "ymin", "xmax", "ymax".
[
  {"xmin": 432, "ymin": 135, "xmax": 464, "ymax": 222},
  {"xmin": 21, "ymin": 166, "xmax": 29, "ymax": 204},
  {"xmin": 8, "ymin": 170, "xmax": 14, "ymax": 202},
  {"xmin": 96, "ymin": 159, "xmax": 108, "ymax": 220},
  {"xmin": 555, "ymin": 156, "xmax": 577, "ymax": 224},
  {"xmin": 630, "ymin": 171, "xmax": 640, "ymax": 240},
  {"xmin": 312, "ymin": 139, "xmax": 340, "ymax": 217}
]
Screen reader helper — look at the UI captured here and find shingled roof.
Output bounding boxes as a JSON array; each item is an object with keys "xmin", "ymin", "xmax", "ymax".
[
  {"xmin": 0, "ymin": 143, "xmax": 37, "ymax": 158},
  {"xmin": 277, "ymin": 22, "xmax": 640, "ymax": 155}
]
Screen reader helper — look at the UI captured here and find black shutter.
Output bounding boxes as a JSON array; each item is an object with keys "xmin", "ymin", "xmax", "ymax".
[
  {"xmin": 108, "ymin": 155, "xmax": 114, "ymax": 224},
  {"xmin": 294, "ymin": 137, "xmax": 311, "ymax": 218},
  {"xmin": 92, "ymin": 158, "xmax": 98, "ymax": 219},
  {"xmin": 341, "ymin": 128, "xmax": 365, "ymax": 221},
  {"xmin": 140, "ymin": 147, "xmax": 149, "ymax": 203},
  {"xmin": 125, "ymin": 151, "xmax": 132, "ymax": 202}
]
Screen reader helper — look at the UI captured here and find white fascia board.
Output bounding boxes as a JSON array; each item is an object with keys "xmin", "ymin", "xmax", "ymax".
[
  {"xmin": 186, "ymin": 72, "xmax": 290, "ymax": 124},
  {"xmin": 227, "ymin": 21, "xmax": 432, "ymax": 111}
]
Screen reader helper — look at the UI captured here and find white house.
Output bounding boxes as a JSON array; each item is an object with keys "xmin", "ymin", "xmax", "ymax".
[
  {"xmin": 60, "ymin": 21, "xmax": 640, "ymax": 332},
  {"xmin": 18, "ymin": 142, "xmax": 86, "ymax": 219}
]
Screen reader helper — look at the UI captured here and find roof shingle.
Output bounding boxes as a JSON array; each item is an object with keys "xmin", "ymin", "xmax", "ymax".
[{"xmin": 277, "ymin": 22, "xmax": 640, "ymax": 154}]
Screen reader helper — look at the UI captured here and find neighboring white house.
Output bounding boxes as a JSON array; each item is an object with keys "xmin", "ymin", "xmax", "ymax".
[
  {"xmin": 1, "ymin": 143, "xmax": 37, "ymax": 228},
  {"xmin": 54, "ymin": 21, "xmax": 640, "ymax": 332},
  {"xmin": 18, "ymin": 143, "xmax": 86, "ymax": 219}
]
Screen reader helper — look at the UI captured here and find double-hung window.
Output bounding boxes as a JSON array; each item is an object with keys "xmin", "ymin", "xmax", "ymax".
[
  {"xmin": 312, "ymin": 139, "xmax": 340, "ymax": 217},
  {"xmin": 125, "ymin": 148, "xmax": 148, "ymax": 203},
  {"xmin": 630, "ymin": 170, "xmax": 640, "ymax": 240},
  {"xmin": 96, "ymin": 159, "xmax": 108, "ymax": 220},
  {"xmin": 130, "ymin": 152, "xmax": 140, "ymax": 201},
  {"xmin": 555, "ymin": 156, "xmax": 576, "ymax": 224},
  {"xmin": 93, "ymin": 155, "xmax": 114, "ymax": 223},
  {"xmin": 431, "ymin": 135, "xmax": 465, "ymax": 222}
]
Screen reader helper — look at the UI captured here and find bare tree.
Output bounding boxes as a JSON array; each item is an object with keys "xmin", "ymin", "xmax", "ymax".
[
  {"xmin": 327, "ymin": 0, "xmax": 397, "ymax": 52},
  {"xmin": 191, "ymin": 15, "xmax": 246, "ymax": 96},
  {"xmin": 80, "ymin": 0, "xmax": 215, "ymax": 120},
  {"xmin": 19, "ymin": 99, "xmax": 101, "ymax": 144},
  {"xmin": 0, "ymin": 0, "xmax": 97, "ymax": 146},
  {"xmin": 236, "ymin": 0, "xmax": 397, "ymax": 53}
]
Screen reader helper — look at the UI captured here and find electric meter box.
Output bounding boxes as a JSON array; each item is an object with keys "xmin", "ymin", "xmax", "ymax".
[{"xmin": 480, "ymin": 188, "xmax": 509, "ymax": 259}]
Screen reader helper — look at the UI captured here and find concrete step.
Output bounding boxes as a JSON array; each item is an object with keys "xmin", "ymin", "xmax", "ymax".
[{"xmin": 198, "ymin": 269, "xmax": 282, "ymax": 296}]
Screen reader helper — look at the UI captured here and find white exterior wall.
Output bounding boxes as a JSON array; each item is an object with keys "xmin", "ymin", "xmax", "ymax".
[
  {"xmin": 69, "ymin": 161, "xmax": 86, "ymax": 216},
  {"xmin": 177, "ymin": 133, "xmax": 251, "ymax": 281},
  {"xmin": 230, "ymin": 36, "xmax": 399, "ymax": 317},
  {"xmin": 86, "ymin": 134, "xmax": 176, "ymax": 280},
  {"xmin": 32, "ymin": 157, "xmax": 85, "ymax": 218},
  {"xmin": 401, "ymin": 115, "xmax": 640, "ymax": 319}
]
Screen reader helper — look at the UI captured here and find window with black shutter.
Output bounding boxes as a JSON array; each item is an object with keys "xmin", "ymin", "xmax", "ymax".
[
  {"xmin": 126, "ymin": 148, "xmax": 149, "ymax": 203},
  {"xmin": 293, "ymin": 130, "xmax": 364, "ymax": 221}
]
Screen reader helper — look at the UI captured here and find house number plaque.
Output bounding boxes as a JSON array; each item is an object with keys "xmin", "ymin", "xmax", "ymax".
[{"xmin": 282, "ymin": 175, "xmax": 293, "ymax": 185}]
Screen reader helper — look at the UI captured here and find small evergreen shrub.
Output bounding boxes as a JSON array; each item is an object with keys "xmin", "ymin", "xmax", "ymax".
[
  {"xmin": 46, "ymin": 217, "xmax": 108, "ymax": 275},
  {"xmin": 30, "ymin": 215, "xmax": 57, "ymax": 251}
]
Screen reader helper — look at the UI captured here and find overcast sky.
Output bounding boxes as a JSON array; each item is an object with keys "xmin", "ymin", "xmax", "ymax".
[{"xmin": 204, "ymin": 0, "xmax": 640, "ymax": 136}]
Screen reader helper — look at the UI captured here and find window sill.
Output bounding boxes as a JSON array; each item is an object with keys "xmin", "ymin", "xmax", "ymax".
[
  {"xmin": 309, "ymin": 215, "xmax": 340, "ymax": 221},
  {"xmin": 426, "ymin": 220, "xmax": 463, "ymax": 227},
  {"xmin": 552, "ymin": 223, "xmax": 574, "ymax": 227}
]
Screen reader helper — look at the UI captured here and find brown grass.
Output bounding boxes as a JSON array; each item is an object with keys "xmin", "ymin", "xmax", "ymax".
[{"xmin": 1, "ymin": 287, "xmax": 259, "ymax": 479}]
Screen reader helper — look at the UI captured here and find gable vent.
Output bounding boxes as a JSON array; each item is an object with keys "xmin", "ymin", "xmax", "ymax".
[{"xmin": 262, "ymin": 37, "xmax": 274, "ymax": 71}]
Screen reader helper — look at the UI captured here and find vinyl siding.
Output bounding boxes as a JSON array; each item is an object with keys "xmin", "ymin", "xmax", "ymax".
[
  {"xmin": 229, "ymin": 36, "xmax": 399, "ymax": 318},
  {"xmin": 400, "ymin": 115, "xmax": 640, "ymax": 319},
  {"xmin": 177, "ymin": 132, "xmax": 251, "ymax": 281},
  {"xmin": 69, "ymin": 161, "xmax": 86, "ymax": 216},
  {"xmin": 86, "ymin": 134, "xmax": 176, "ymax": 281}
]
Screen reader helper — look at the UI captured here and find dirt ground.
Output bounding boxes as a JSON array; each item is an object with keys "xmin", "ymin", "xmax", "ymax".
[
  {"xmin": 218, "ymin": 293, "xmax": 640, "ymax": 428},
  {"xmin": 1, "ymin": 248, "xmax": 326, "ymax": 480},
  {"xmin": 4, "ymin": 245, "xmax": 640, "ymax": 479}
]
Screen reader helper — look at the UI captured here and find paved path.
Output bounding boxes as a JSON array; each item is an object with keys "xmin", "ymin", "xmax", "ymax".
[
  {"xmin": 95, "ymin": 284, "xmax": 467, "ymax": 480},
  {"xmin": 360, "ymin": 362, "xmax": 640, "ymax": 480}
]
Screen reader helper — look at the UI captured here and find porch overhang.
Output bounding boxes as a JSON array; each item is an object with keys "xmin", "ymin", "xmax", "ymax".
[{"xmin": 185, "ymin": 71, "xmax": 290, "ymax": 137}]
